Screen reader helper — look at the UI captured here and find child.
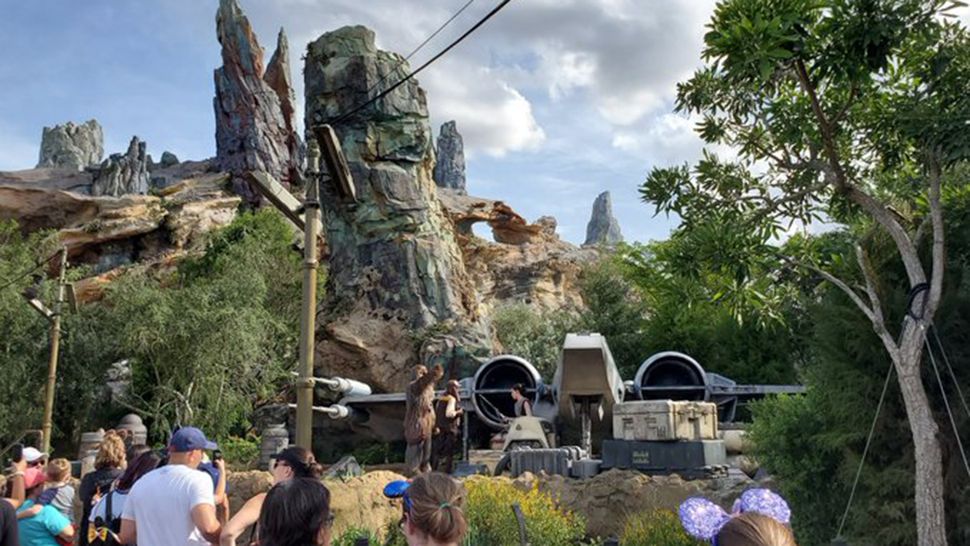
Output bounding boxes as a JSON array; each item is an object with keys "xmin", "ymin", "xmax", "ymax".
[
  {"xmin": 17, "ymin": 458, "xmax": 76, "ymax": 523},
  {"xmin": 680, "ymin": 488, "xmax": 798, "ymax": 546}
]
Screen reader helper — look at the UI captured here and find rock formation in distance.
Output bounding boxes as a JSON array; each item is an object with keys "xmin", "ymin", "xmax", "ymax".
[
  {"xmin": 584, "ymin": 190, "xmax": 623, "ymax": 246},
  {"xmin": 36, "ymin": 120, "xmax": 104, "ymax": 171},
  {"xmin": 433, "ymin": 121, "xmax": 466, "ymax": 194},
  {"xmin": 91, "ymin": 136, "xmax": 151, "ymax": 197}
]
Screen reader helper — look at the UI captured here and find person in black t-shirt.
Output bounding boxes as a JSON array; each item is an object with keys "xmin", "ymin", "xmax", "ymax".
[
  {"xmin": 0, "ymin": 499, "xmax": 18, "ymax": 546},
  {"xmin": 78, "ymin": 433, "xmax": 127, "ymax": 546}
]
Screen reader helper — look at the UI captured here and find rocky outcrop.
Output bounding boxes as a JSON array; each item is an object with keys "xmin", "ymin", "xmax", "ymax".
[
  {"xmin": 36, "ymin": 120, "xmax": 104, "ymax": 171},
  {"xmin": 228, "ymin": 470, "xmax": 404, "ymax": 541},
  {"xmin": 584, "ymin": 191, "xmax": 623, "ymax": 246},
  {"xmin": 159, "ymin": 151, "xmax": 180, "ymax": 168},
  {"xmin": 437, "ymin": 189, "xmax": 599, "ymax": 311},
  {"xmin": 91, "ymin": 137, "xmax": 151, "ymax": 196},
  {"xmin": 433, "ymin": 121, "xmax": 466, "ymax": 193},
  {"xmin": 213, "ymin": 0, "xmax": 300, "ymax": 203},
  {"xmin": 0, "ymin": 163, "xmax": 239, "ymax": 287},
  {"xmin": 304, "ymin": 26, "xmax": 490, "ymax": 391}
]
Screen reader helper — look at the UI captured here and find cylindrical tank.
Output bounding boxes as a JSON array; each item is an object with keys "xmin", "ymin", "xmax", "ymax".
[
  {"xmin": 259, "ymin": 423, "xmax": 290, "ymax": 470},
  {"xmin": 634, "ymin": 351, "xmax": 709, "ymax": 401},
  {"xmin": 472, "ymin": 355, "xmax": 542, "ymax": 429},
  {"xmin": 116, "ymin": 414, "xmax": 148, "ymax": 447}
]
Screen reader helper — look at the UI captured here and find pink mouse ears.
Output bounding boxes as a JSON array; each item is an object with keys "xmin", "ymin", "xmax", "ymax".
[{"xmin": 679, "ymin": 488, "xmax": 791, "ymax": 541}]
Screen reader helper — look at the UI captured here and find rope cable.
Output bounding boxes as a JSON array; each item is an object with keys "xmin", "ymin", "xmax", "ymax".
[
  {"xmin": 930, "ymin": 325, "xmax": 970, "ymax": 418},
  {"xmin": 835, "ymin": 358, "xmax": 895, "ymax": 539},
  {"xmin": 363, "ymin": 0, "xmax": 477, "ymax": 100},
  {"xmin": 923, "ymin": 329, "xmax": 970, "ymax": 479},
  {"xmin": 325, "ymin": 0, "xmax": 514, "ymax": 127}
]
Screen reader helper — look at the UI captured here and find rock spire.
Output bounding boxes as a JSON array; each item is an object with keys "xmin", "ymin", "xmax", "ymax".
[
  {"xmin": 433, "ymin": 121, "xmax": 466, "ymax": 193},
  {"xmin": 584, "ymin": 191, "xmax": 623, "ymax": 245},
  {"xmin": 213, "ymin": 0, "xmax": 300, "ymax": 204}
]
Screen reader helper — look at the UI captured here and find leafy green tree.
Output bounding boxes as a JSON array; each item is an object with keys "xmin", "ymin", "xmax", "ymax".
[
  {"xmin": 750, "ymin": 184, "xmax": 970, "ymax": 546},
  {"xmin": 492, "ymin": 303, "xmax": 580, "ymax": 379},
  {"xmin": 0, "ymin": 221, "xmax": 58, "ymax": 447},
  {"xmin": 616, "ymin": 237, "xmax": 802, "ymax": 384},
  {"xmin": 641, "ymin": 2, "xmax": 969, "ymax": 542},
  {"xmin": 107, "ymin": 210, "xmax": 304, "ymax": 440}
]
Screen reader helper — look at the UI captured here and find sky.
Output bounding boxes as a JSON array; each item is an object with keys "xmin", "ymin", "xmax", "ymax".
[{"xmin": 1, "ymin": 1, "xmax": 965, "ymax": 245}]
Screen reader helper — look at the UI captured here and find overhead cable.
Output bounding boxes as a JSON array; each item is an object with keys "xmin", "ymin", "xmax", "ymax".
[
  {"xmin": 363, "ymin": 0, "xmax": 477, "ymax": 99},
  {"xmin": 326, "ymin": 0, "xmax": 514, "ymax": 127}
]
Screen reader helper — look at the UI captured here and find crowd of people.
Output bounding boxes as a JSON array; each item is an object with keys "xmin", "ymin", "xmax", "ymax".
[{"xmin": 0, "ymin": 369, "xmax": 797, "ymax": 546}]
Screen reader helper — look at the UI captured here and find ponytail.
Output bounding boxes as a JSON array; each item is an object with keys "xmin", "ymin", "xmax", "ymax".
[{"xmin": 406, "ymin": 473, "xmax": 468, "ymax": 544}]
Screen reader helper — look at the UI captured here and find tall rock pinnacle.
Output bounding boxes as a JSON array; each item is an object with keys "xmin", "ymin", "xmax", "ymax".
[
  {"xmin": 305, "ymin": 26, "xmax": 489, "ymax": 392},
  {"xmin": 213, "ymin": 0, "xmax": 300, "ymax": 204},
  {"xmin": 584, "ymin": 191, "xmax": 623, "ymax": 246},
  {"xmin": 433, "ymin": 121, "xmax": 466, "ymax": 194}
]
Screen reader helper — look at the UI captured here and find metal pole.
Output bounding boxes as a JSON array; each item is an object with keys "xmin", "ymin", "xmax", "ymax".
[
  {"xmin": 41, "ymin": 247, "xmax": 68, "ymax": 454},
  {"xmin": 295, "ymin": 175, "xmax": 321, "ymax": 449}
]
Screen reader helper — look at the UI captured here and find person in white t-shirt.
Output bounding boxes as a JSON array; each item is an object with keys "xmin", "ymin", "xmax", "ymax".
[{"xmin": 118, "ymin": 428, "xmax": 223, "ymax": 546}]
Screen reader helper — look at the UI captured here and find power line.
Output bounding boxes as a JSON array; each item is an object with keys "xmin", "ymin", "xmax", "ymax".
[
  {"xmin": 325, "ymin": 0, "xmax": 514, "ymax": 127},
  {"xmin": 363, "ymin": 0, "xmax": 477, "ymax": 100},
  {"xmin": 924, "ymin": 329, "xmax": 970, "ymax": 479},
  {"xmin": 835, "ymin": 358, "xmax": 894, "ymax": 541},
  {"xmin": 0, "ymin": 251, "xmax": 60, "ymax": 293}
]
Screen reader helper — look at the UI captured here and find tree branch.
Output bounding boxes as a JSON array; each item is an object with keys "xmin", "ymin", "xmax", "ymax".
[
  {"xmin": 925, "ymin": 155, "xmax": 945, "ymax": 321},
  {"xmin": 793, "ymin": 60, "xmax": 927, "ymax": 287},
  {"xmin": 855, "ymin": 244, "xmax": 890, "ymax": 336}
]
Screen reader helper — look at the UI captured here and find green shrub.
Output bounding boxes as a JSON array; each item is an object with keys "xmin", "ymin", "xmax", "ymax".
[
  {"xmin": 620, "ymin": 509, "xmax": 703, "ymax": 546},
  {"xmin": 333, "ymin": 526, "xmax": 379, "ymax": 546},
  {"xmin": 218, "ymin": 435, "xmax": 260, "ymax": 469},
  {"xmin": 464, "ymin": 476, "xmax": 586, "ymax": 546}
]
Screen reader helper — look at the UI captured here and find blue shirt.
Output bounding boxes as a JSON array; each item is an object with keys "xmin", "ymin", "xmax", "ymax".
[{"xmin": 16, "ymin": 500, "xmax": 71, "ymax": 546}]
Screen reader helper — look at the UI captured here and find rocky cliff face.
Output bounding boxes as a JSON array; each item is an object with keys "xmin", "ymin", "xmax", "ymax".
[
  {"xmin": 0, "ymin": 161, "xmax": 239, "ymax": 295},
  {"xmin": 213, "ymin": 0, "xmax": 300, "ymax": 204},
  {"xmin": 304, "ymin": 26, "xmax": 490, "ymax": 391},
  {"xmin": 92, "ymin": 136, "xmax": 151, "ymax": 196},
  {"xmin": 584, "ymin": 190, "xmax": 623, "ymax": 246},
  {"xmin": 433, "ymin": 121, "xmax": 466, "ymax": 194},
  {"xmin": 36, "ymin": 120, "xmax": 104, "ymax": 171}
]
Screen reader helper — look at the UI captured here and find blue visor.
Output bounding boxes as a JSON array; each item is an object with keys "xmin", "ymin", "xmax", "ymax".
[{"xmin": 383, "ymin": 480, "xmax": 410, "ymax": 498}]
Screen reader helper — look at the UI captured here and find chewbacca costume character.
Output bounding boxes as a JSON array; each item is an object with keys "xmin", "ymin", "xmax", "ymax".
[
  {"xmin": 432, "ymin": 380, "xmax": 463, "ymax": 474},
  {"xmin": 404, "ymin": 364, "xmax": 443, "ymax": 475}
]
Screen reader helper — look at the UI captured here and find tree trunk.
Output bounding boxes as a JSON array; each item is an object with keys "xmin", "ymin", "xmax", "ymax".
[{"xmin": 896, "ymin": 331, "xmax": 948, "ymax": 546}]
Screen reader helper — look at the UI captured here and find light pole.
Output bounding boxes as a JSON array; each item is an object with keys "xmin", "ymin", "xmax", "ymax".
[{"xmin": 26, "ymin": 247, "xmax": 70, "ymax": 454}]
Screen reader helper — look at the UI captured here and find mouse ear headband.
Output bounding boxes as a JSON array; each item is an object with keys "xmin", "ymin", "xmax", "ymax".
[{"xmin": 679, "ymin": 488, "xmax": 791, "ymax": 542}]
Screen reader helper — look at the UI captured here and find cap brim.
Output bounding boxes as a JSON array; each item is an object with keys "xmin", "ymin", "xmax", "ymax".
[{"xmin": 205, "ymin": 441, "xmax": 218, "ymax": 450}]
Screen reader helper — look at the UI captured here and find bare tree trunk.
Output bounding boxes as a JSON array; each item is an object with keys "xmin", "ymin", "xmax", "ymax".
[{"xmin": 897, "ymin": 330, "xmax": 948, "ymax": 546}]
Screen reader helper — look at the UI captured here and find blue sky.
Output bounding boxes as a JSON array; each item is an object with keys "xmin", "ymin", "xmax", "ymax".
[{"xmin": 9, "ymin": 1, "xmax": 960, "ymax": 244}]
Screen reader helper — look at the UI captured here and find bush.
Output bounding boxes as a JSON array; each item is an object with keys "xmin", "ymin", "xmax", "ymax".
[
  {"xmin": 333, "ymin": 526, "xmax": 379, "ymax": 546},
  {"xmin": 620, "ymin": 510, "xmax": 703, "ymax": 546},
  {"xmin": 218, "ymin": 435, "xmax": 260, "ymax": 469},
  {"xmin": 464, "ymin": 476, "xmax": 586, "ymax": 546}
]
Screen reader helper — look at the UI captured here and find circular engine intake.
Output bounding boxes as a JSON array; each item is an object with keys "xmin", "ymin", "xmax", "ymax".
[
  {"xmin": 472, "ymin": 355, "xmax": 542, "ymax": 429},
  {"xmin": 634, "ymin": 351, "xmax": 709, "ymax": 401}
]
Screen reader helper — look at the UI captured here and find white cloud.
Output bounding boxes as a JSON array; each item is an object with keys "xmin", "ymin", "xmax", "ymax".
[{"xmin": 423, "ymin": 60, "xmax": 545, "ymax": 158}]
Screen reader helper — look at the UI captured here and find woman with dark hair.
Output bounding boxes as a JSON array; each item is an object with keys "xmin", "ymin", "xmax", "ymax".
[
  {"xmin": 87, "ymin": 451, "xmax": 161, "ymax": 545},
  {"xmin": 220, "ymin": 447, "xmax": 322, "ymax": 546},
  {"xmin": 510, "ymin": 384, "xmax": 532, "ymax": 417},
  {"xmin": 257, "ymin": 478, "xmax": 332, "ymax": 546}
]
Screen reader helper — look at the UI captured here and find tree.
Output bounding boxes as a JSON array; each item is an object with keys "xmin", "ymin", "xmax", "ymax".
[{"xmin": 640, "ymin": 2, "xmax": 969, "ymax": 544}]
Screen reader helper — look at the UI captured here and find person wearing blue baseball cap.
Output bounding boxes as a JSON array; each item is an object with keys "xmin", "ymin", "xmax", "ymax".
[{"xmin": 118, "ymin": 427, "xmax": 222, "ymax": 546}]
